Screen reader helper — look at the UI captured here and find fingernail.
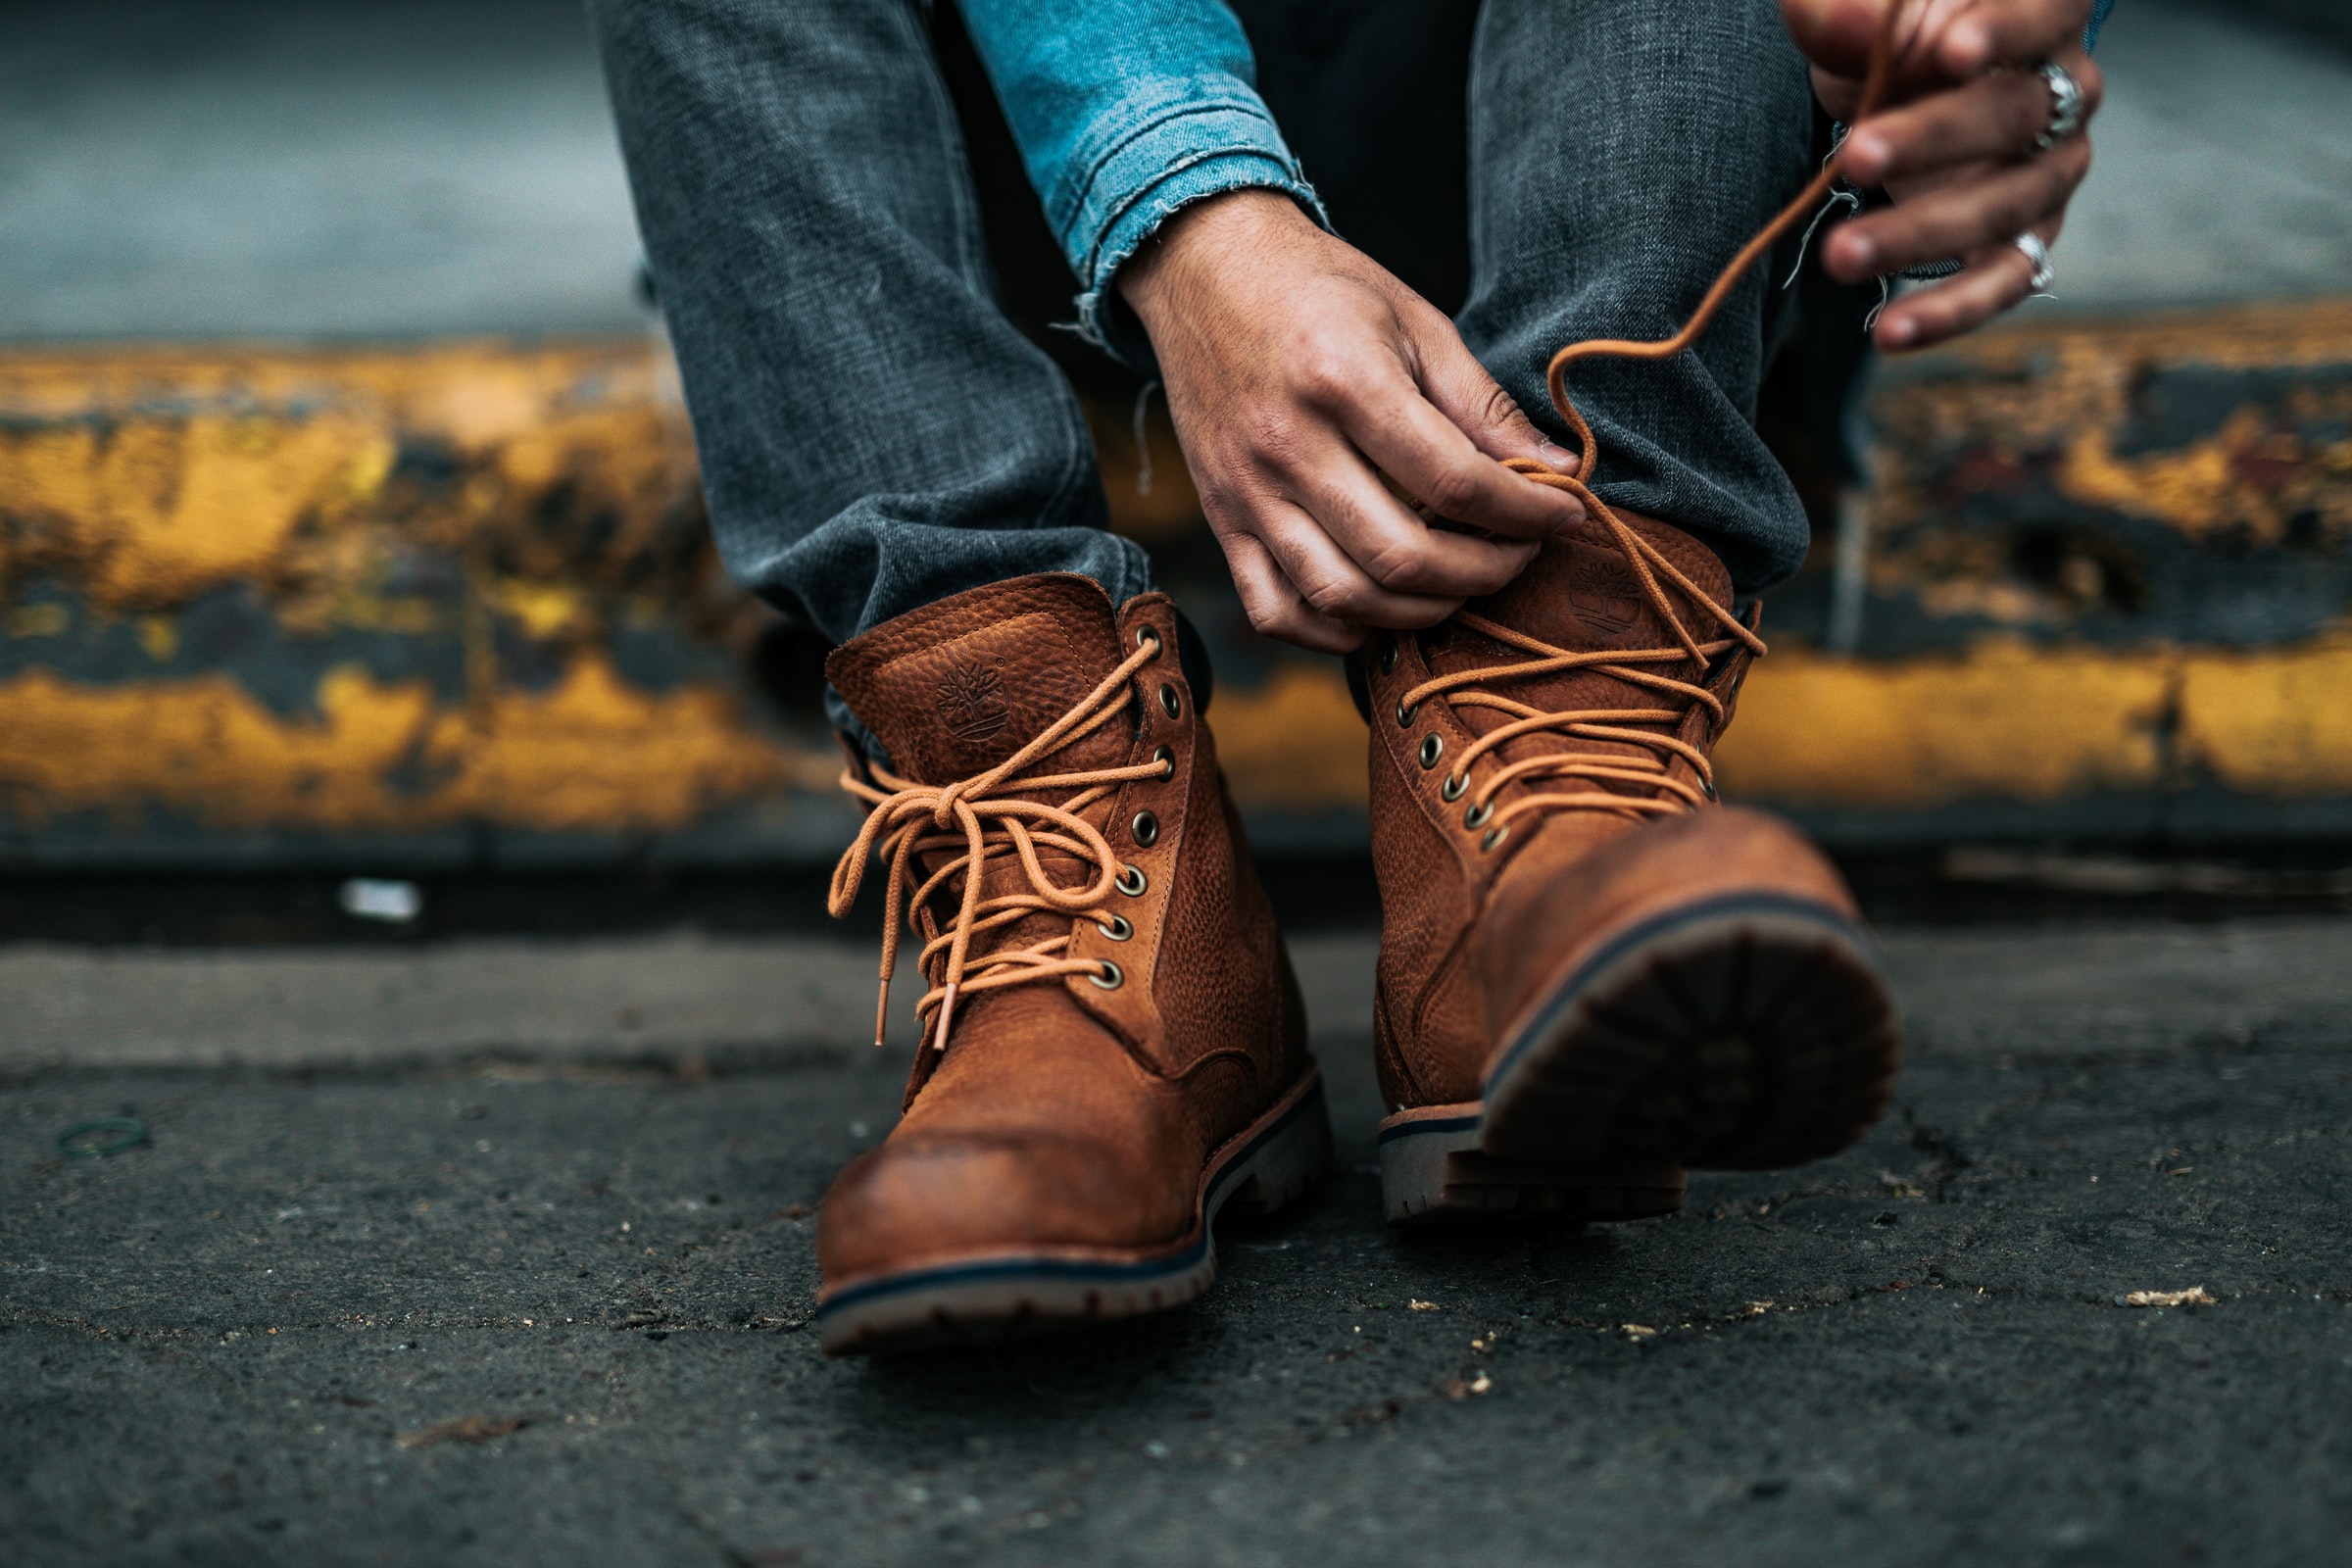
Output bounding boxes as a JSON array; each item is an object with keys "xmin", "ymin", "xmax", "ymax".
[
  {"xmin": 1843, "ymin": 133, "xmax": 1885, "ymax": 181},
  {"xmin": 1948, "ymin": 20, "xmax": 1988, "ymax": 70},
  {"xmin": 1538, "ymin": 440, "xmax": 1575, "ymax": 468},
  {"xmin": 1881, "ymin": 317, "xmax": 1916, "ymax": 348},
  {"xmin": 1842, "ymin": 235, "xmax": 1876, "ymax": 272}
]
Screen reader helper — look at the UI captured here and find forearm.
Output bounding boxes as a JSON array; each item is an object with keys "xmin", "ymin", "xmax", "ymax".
[{"xmin": 953, "ymin": 0, "xmax": 1325, "ymax": 360}]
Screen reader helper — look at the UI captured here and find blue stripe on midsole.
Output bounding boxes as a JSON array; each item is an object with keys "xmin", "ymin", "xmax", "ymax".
[
  {"xmin": 1375, "ymin": 1113, "xmax": 1482, "ymax": 1146},
  {"xmin": 817, "ymin": 1073, "xmax": 1325, "ymax": 1320}
]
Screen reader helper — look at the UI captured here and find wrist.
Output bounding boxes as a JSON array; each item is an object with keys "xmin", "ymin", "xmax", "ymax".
[{"xmin": 1116, "ymin": 187, "xmax": 1318, "ymax": 338}]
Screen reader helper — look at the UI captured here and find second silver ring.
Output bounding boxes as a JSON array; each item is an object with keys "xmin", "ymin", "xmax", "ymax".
[
  {"xmin": 2034, "ymin": 60, "xmax": 2086, "ymax": 151},
  {"xmin": 2014, "ymin": 231, "xmax": 2057, "ymax": 295}
]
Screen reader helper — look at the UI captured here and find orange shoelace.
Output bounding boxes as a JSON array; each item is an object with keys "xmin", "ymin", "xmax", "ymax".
[
  {"xmin": 1406, "ymin": 0, "xmax": 1921, "ymax": 837},
  {"xmin": 835, "ymin": 4, "xmax": 1923, "ymax": 1043},
  {"xmin": 827, "ymin": 632, "xmax": 1173, "ymax": 1054}
]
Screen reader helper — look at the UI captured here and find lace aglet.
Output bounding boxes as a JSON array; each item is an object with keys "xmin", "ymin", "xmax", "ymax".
[{"xmin": 930, "ymin": 982, "xmax": 959, "ymax": 1054}]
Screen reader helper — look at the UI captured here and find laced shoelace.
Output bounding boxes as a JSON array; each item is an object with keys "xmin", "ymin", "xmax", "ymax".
[
  {"xmin": 827, "ymin": 634, "xmax": 1173, "ymax": 1054},
  {"xmin": 1404, "ymin": 0, "xmax": 1921, "ymax": 841}
]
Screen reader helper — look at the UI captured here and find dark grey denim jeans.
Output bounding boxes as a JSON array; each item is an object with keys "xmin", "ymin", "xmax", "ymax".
[{"xmin": 588, "ymin": 0, "xmax": 1816, "ymax": 719}]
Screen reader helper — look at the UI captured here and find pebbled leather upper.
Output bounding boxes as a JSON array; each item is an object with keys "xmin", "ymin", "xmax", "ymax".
[{"xmin": 817, "ymin": 574, "xmax": 1309, "ymax": 1287}]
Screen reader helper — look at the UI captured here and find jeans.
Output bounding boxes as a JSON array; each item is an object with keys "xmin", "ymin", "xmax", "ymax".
[{"xmin": 587, "ymin": 0, "xmax": 1817, "ymax": 736}]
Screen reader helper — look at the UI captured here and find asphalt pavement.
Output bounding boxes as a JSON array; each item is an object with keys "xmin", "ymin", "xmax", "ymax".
[{"xmin": 4, "ymin": 916, "xmax": 2349, "ymax": 1567}]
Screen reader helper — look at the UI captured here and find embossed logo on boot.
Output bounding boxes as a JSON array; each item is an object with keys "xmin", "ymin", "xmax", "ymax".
[
  {"xmin": 936, "ymin": 660, "xmax": 1009, "ymax": 744},
  {"xmin": 1566, "ymin": 542, "xmax": 1641, "ymax": 634}
]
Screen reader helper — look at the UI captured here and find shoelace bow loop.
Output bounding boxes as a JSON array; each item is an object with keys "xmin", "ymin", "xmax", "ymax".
[{"xmin": 827, "ymin": 637, "xmax": 1172, "ymax": 1054}]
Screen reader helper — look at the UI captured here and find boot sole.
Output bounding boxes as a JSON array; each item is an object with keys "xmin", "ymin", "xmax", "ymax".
[
  {"xmin": 1380, "ymin": 893, "xmax": 1899, "ymax": 1221},
  {"xmin": 816, "ymin": 1065, "xmax": 1333, "ymax": 1355},
  {"xmin": 1377, "ymin": 1105, "xmax": 1687, "ymax": 1223}
]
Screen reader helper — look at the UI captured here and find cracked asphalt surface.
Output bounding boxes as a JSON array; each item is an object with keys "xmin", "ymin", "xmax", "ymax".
[{"xmin": 5, "ymin": 920, "xmax": 2350, "ymax": 1567}]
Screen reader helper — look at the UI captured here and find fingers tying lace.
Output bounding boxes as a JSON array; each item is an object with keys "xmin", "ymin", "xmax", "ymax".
[
  {"xmin": 828, "ymin": 634, "xmax": 1173, "ymax": 1055},
  {"xmin": 1429, "ymin": 2, "xmax": 1920, "ymax": 846}
]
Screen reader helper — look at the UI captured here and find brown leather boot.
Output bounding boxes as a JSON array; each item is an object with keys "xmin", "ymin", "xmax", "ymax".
[
  {"xmin": 1361, "ymin": 511, "xmax": 1901, "ymax": 1223},
  {"xmin": 811, "ymin": 573, "xmax": 1328, "ymax": 1352}
]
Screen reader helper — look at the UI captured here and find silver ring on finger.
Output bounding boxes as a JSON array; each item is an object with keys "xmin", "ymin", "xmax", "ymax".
[
  {"xmin": 2034, "ymin": 60, "xmax": 2085, "ymax": 151},
  {"xmin": 2014, "ymin": 231, "xmax": 2057, "ymax": 296}
]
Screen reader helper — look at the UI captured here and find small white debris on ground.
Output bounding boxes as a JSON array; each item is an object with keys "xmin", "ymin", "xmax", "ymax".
[
  {"xmin": 2119, "ymin": 1287, "xmax": 2216, "ymax": 1308},
  {"xmin": 338, "ymin": 878, "xmax": 421, "ymax": 923}
]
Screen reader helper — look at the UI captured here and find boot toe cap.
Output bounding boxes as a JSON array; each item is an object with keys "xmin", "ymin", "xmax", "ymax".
[
  {"xmin": 1481, "ymin": 808, "xmax": 1863, "ymax": 1030},
  {"xmin": 816, "ymin": 1124, "xmax": 1195, "ymax": 1290}
]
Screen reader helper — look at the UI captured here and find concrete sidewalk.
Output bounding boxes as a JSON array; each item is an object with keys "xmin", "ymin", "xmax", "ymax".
[
  {"xmin": 4, "ymin": 918, "xmax": 2349, "ymax": 1566},
  {"xmin": 2, "ymin": 0, "xmax": 2346, "ymax": 340}
]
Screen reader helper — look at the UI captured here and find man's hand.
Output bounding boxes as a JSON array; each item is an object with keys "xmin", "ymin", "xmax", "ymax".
[
  {"xmin": 1117, "ymin": 189, "xmax": 1584, "ymax": 653},
  {"xmin": 1784, "ymin": 0, "xmax": 2102, "ymax": 351}
]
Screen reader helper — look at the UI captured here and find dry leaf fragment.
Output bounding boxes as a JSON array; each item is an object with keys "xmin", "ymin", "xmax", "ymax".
[
  {"xmin": 1407, "ymin": 1299, "xmax": 1440, "ymax": 1311},
  {"xmin": 397, "ymin": 1415, "xmax": 530, "ymax": 1449},
  {"xmin": 2119, "ymin": 1287, "xmax": 2215, "ymax": 1308}
]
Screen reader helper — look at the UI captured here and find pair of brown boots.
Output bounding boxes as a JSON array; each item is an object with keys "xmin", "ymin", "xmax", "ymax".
[{"xmin": 811, "ymin": 514, "xmax": 1901, "ymax": 1354}]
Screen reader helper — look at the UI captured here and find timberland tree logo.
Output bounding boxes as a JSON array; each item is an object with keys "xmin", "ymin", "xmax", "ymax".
[
  {"xmin": 936, "ymin": 659, "xmax": 1009, "ymax": 743},
  {"xmin": 1566, "ymin": 542, "xmax": 1641, "ymax": 633}
]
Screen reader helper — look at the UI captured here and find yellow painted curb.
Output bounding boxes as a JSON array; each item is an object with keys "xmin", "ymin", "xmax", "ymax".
[
  {"xmin": 1201, "ymin": 636, "xmax": 2352, "ymax": 814},
  {"xmin": 0, "ymin": 659, "xmax": 833, "ymax": 835}
]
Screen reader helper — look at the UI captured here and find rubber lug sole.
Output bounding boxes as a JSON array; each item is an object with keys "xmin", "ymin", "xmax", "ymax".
[
  {"xmin": 1380, "ymin": 894, "xmax": 1900, "ymax": 1223},
  {"xmin": 816, "ymin": 1066, "xmax": 1332, "ymax": 1355},
  {"xmin": 1378, "ymin": 1104, "xmax": 1686, "ymax": 1224}
]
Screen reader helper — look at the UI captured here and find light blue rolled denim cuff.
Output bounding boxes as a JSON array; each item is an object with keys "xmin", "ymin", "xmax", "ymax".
[{"xmin": 1060, "ymin": 109, "xmax": 1328, "ymax": 370}]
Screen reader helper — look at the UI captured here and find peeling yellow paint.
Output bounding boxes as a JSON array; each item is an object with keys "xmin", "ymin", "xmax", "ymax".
[
  {"xmin": 1714, "ymin": 642, "xmax": 2174, "ymax": 808},
  {"xmin": 0, "ymin": 413, "xmax": 389, "ymax": 609},
  {"xmin": 0, "ymin": 659, "xmax": 836, "ymax": 835},
  {"xmin": 482, "ymin": 579, "xmax": 595, "ymax": 642},
  {"xmin": 0, "ymin": 342, "xmax": 705, "ymax": 622},
  {"xmin": 1874, "ymin": 298, "xmax": 2352, "ymax": 551},
  {"xmin": 1208, "ymin": 665, "xmax": 1372, "ymax": 811},
  {"xmin": 4, "ymin": 324, "xmax": 2346, "ymax": 850},
  {"xmin": 5, "ymin": 634, "xmax": 2347, "ymax": 830},
  {"xmin": 1930, "ymin": 298, "xmax": 2352, "ymax": 375},
  {"xmin": 2176, "ymin": 638, "xmax": 2352, "ymax": 800},
  {"xmin": 1192, "ymin": 638, "xmax": 2352, "ymax": 814}
]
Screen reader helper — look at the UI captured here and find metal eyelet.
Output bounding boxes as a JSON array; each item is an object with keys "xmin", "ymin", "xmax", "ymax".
[
  {"xmin": 1377, "ymin": 640, "xmax": 1397, "ymax": 675},
  {"xmin": 1416, "ymin": 733, "xmax": 1443, "ymax": 770},
  {"xmin": 1463, "ymin": 801, "xmax": 1493, "ymax": 830},
  {"xmin": 1096, "ymin": 913, "xmax": 1133, "ymax": 942},
  {"xmin": 1131, "ymin": 809, "xmax": 1160, "ymax": 848},
  {"xmin": 1701, "ymin": 776, "xmax": 1718, "ymax": 802},
  {"xmin": 1479, "ymin": 826, "xmax": 1508, "ymax": 853},
  {"xmin": 1089, "ymin": 959, "xmax": 1125, "ymax": 991},
  {"xmin": 1152, "ymin": 744, "xmax": 1175, "ymax": 779},
  {"xmin": 1158, "ymin": 683, "xmax": 1181, "ymax": 719},
  {"xmin": 1137, "ymin": 625, "xmax": 1162, "ymax": 657},
  {"xmin": 1395, "ymin": 697, "xmax": 1417, "ymax": 727},
  {"xmin": 1115, "ymin": 863, "xmax": 1148, "ymax": 898},
  {"xmin": 1441, "ymin": 772, "xmax": 1466, "ymax": 803}
]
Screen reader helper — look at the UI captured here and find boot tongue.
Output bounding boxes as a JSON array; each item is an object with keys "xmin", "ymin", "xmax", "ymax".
[
  {"xmin": 825, "ymin": 573, "xmax": 1133, "ymax": 787},
  {"xmin": 1424, "ymin": 514, "xmax": 1734, "ymax": 755}
]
